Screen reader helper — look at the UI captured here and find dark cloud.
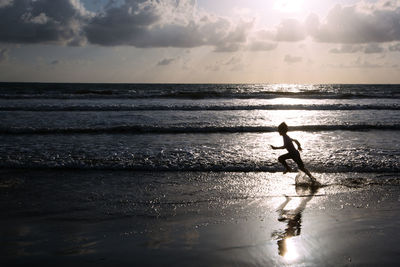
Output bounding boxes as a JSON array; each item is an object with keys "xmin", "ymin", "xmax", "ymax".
[
  {"xmin": 0, "ymin": 0, "xmax": 14, "ymax": 8},
  {"xmin": 0, "ymin": 0, "xmax": 88, "ymax": 45},
  {"xmin": 84, "ymin": 0, "xmax": 159, "ymax": 46},
  {"xmin": 85, "ymin": 0, "xmax": 253, "ymax": 52},
  {"xmin": 0, "ymin": 0, "xmax": 13, "ymax": 8},
  {"xmin": 0, "ymin": 0, "xmax": 253, "ymax": 52}
]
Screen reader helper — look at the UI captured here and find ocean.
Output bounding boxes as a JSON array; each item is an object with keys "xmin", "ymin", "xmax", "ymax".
[
  {"xmin": 0, "ymin": 83, "xmax": 399, "ymax": 172},
  {"xmin": 1, "ymin": 83, "xmax": 399, "ymax": 265}
]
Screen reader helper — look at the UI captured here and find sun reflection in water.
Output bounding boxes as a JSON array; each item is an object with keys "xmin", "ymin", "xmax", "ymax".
[
  {"xmin": 273, "ymin": 183, "xmax": 319, "ymax": 264},
  {"xmin": 281, "ymin": 237, "xmax": 299, "ymax": 262}
]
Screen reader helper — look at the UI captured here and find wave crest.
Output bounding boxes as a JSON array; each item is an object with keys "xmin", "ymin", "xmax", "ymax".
[{"xmin": 1, "ymin": 124, "xmax": 399, "ymax": 135}]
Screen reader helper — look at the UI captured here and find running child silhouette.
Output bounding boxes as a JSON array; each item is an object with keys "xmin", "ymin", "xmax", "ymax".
[{"xmin": 271, "ymin": 122, "xmax": 315, "ymax": 181}]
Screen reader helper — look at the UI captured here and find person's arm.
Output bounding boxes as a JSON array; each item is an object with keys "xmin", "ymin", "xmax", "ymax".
[
  {"xmin": 271, "ymin": 145, "xmax": 285, "ymax": 150},
  {"xmin": 292, "ymin": 139, "xmax": 302, "ymax": 151}
]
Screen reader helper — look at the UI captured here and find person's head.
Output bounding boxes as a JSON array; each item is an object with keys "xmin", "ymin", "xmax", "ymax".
[{"xmin": 278, "ymin": 122, "xmax": 288, "ymax": 135}]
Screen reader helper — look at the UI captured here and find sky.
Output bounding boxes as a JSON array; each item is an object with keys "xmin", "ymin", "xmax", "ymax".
[{"xmin": 1, "ymin": 0, "xmax": 400, "ymax": 83}]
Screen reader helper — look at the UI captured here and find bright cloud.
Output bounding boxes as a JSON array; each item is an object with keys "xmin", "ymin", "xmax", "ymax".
[{"xmin": 311, "ymin": 2, "xmax": 400, "ymax": 43}]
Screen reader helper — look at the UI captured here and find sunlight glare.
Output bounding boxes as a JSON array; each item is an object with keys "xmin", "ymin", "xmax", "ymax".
[
  {"xmin": 283, "ymin": 237, "xmax": 299, "ymax": 261},
  {"xmin": 274, "ymin": 0, "xmax": 304, "ymax": 13}
]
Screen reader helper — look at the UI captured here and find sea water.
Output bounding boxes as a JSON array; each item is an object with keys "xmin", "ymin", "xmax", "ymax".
[{"xmin": 0, "ymin": 83, "xmax": 399, "ymax": 172}]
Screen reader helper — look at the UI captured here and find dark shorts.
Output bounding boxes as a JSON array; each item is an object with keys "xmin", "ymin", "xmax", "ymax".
[{"xmin": 278, "ymin": 151, "xmax": 304, "ymax": 168}]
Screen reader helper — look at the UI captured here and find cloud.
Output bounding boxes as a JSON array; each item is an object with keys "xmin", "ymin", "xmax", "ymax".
[
  {"xmin": 223, "ymin": 56, "xmax": 241, "ymax": 66},
  {"xmin": 329, "ymin": 43, "xmax": 385, "ymax": 54},
  {"xmin": 330, "ymin": 44, "xmax": 363, "ymax": 54},
  {"xmin": 364, "ymin": 43, "xmax": 385, "ymax": 53},
  {"xmin": 0, "ymin": 0, "xmax": 13, "ymax": 8},
  {"xmin": 350, "ymin": 58, "xmax": 384, "ymax": 69},
  {"xmin": 0, "ymin": 0, "xmax": 89, "ymax": 45},
  {"xmin": 311, "ymin": 3, "xmax": 400, "ymax": 43},
  {"xmin": 284, "ymin": 54, "xmax": 302, "ymax": 64},
  {"xmin": 352, "ymin": 58, "xmax": 383, "ymax": 68},
  {"xmin": 2, "ymin": 0, "xmax": 399, "ymax": 53},
  {"xmin": 327, "ymin": 57, "xmax": 385, "ymax": 68},
  {"xmin": 0, "ymin": 0, "xmax": 255, "ymax": 52},
  {"xmin": 205, "ymin": 56, "xmax": 244, "ymax": 71},
  {"xmin": 0, "ymin": 48, "xmax": 9, "ymax": 62},
  {"xmin": 157, "ymin": 57, "xmax": 175, "ymax": 66},
  {"xmin": 275, "ymin": 19, "xmax": 307, "ymax": 42},
  {"xmin": 258, "ymin": 18, "xmax": 307, "ymax": 43},
  {"xmin": 262, "ymin": 1, "xmax": 400, "ymax": 46},
  {"xmin": 85, "ymin": 0, "xmax": 254, "ymax": 52},
  {"xmin": 252, "ymin": 0, "xmax": 400, "ymax": 46},
  {"xmin": 244, "ymin": 29, "xmax": 278, "ymax": 51},
  {"xmin": 84, "ymin": 0, "xmax": 160, "ymax": 46},
  {"xmin": 246, "ymin": 41, "xmax": 277, "ymax": 51}
]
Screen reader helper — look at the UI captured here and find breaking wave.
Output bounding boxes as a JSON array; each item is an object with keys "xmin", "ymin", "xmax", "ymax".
[
  {"xmin": 1, "ymin": 124, "xmax": 399, "ymax": 135},
  {"xmin": 0, "ymin": 104, "xmax": 398, "ymax": 112}
]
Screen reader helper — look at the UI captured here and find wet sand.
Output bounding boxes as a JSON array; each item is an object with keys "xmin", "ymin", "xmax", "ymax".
[{"xmin": 1, "ymin": 170, "xmax": 399, "ymax": 266}]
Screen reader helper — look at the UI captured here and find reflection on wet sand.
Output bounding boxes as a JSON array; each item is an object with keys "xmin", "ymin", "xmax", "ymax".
[{"xmin": 272, "ymin": 184, "xmax": 319, "ymax": 261}]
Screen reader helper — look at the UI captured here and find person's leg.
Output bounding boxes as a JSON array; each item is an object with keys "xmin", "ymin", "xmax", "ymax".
[
  {"xmin": 299, "ymin": 166, "xmax": 314, "ymax": 180},
  {"xmin": 278, "ymin": 153, "xmax": 292, "ymax": 173},
  {"xmin": 302, "ymin": 166, "xmax": 320, "ymax": 185},
  {"xmin": 294, "ymin": 153, "xmax": 315, "ymax": 180}
]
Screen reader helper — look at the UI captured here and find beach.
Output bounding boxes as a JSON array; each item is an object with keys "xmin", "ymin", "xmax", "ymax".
[
  {"xmin": 0, "ymin": 83, "xmax": 399, "ymax": 266},
  {"xmin": 2, "ymin": 0, "xmax": 400, "ymax": 264},
  {"xmin": 1, "ymin": 170, "xmax": 399, "ymax": 266}
]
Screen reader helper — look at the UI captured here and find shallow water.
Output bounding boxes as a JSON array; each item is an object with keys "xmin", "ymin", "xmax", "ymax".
[
  {"xmin": 0, "ymin": 131, "xmax": 398, "ymax": 172},
  {"xmin": 1, "ymin": 170, "xmax": 399, "ymax": 266},
  {"xmin": 0, "ymin": 170, "xmax": 398, "ymax": 221}
]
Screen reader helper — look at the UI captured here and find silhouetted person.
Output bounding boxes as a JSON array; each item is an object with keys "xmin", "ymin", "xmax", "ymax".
[{"xmin": 271, "ymin": 122, "xmax": 315, "ymax": 181}]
